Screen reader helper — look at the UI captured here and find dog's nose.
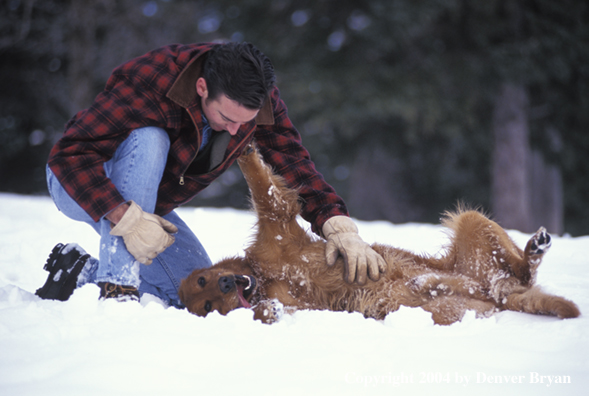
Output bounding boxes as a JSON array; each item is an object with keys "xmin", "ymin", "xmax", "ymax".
[{"xmin": 218, "ymin": 276, "xmax": 235, "ymax": 294}]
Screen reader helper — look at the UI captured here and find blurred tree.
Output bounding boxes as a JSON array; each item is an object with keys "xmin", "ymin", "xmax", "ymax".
[
  {"xmin": 0, "ymin": 0, "xmax": 70, "ymax": 192},
  {"xmin": 0, "ymin": 0, "xmax": 235, "ymax": 195},
  {"xmin": 492, "ymin": 83, "xmax": 532, "ymax": 231},
  {"xmin": 1, "ymin": 0, "xmax": 588, "ymax": 235},
  {"xmin": 212, "ymin": 0, "xmax": 589, "ymax": 234}
]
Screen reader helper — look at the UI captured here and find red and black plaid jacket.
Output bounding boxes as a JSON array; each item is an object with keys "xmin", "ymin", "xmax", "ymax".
[{"xmin": 48, "ymin": 43, "xmax": 348, "ymax": 235}]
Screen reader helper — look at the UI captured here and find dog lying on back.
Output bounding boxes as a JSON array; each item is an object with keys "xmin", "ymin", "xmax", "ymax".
[{"xmin": 179, "ymin": 144, "xmax": 580, "ymax": 324}]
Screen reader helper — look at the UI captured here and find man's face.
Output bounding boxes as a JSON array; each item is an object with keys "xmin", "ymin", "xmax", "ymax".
[{"xmin": 196, "ymin": 77, "xmax": 259, "ymax": 136}]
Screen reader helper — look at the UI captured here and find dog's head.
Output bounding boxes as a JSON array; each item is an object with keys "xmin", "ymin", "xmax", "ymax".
[{"xmin": 179, "ymin": 257, "xmax": 258, "ymax": 317}]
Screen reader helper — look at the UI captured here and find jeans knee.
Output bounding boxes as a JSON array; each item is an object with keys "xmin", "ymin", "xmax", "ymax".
[
  {"xmin": 108, "ymin": 127, "xmax": 170, "ymax": 179},
  {"xmin": 131, "ymin": 127, "xmax": 170, "ymax": 164},
  {"xmin": 46, "ymin": 165, "xmax": 99, "ymax": 228}
]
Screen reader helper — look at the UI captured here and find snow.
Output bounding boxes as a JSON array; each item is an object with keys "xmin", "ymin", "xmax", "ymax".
[{"xmin": 1, "ymin": 192, "xmax": 588, "ymax": 396}]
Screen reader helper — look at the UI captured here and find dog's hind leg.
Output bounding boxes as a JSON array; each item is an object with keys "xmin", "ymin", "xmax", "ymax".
[
  {"xmin": 421, "ymin": 296, "xmax": 497, "ymax": 325},
  {"xmin": 509, "ymin": 227, "xmax": 551, "ymax": 285},
  {"xmin": 442, "ymin": 210, "xmax": 549, "ymax": 286},
  {"xmin": 407, "ymin": 273, "xmax": 492, "ymax": 303},
  {"xmin": 504, "ymin": 286, "xmax": 580, "ymax": 319}
]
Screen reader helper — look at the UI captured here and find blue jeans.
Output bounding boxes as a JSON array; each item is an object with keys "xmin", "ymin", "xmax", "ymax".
[{"xmin": 46, "ymin": 127, "xmax": 212, "ymax": 307}]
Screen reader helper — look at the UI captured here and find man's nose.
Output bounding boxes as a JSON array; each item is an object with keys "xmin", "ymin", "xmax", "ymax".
[{"xmin": 226, "ymin": 123, "xmax": 240, "ymax": 135}]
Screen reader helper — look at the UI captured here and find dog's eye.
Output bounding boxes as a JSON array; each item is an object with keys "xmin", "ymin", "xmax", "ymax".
[
  {"xmin": 197, "ymin": 277, "xmax": 206, "ymax": 287},
  {"xmin": 204, "ymin": 301, "xmax": 212, "ymax": 312}
]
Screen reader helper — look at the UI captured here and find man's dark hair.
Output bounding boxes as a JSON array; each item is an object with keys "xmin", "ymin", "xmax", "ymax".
[{"xmin": 202, "ymin": 42, "xmax": 276, "ymax": 110}]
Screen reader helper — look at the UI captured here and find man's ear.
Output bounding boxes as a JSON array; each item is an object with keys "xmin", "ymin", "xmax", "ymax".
[{"xmin": 196, "ymin": 77, "xmax": 208, "ymax": 98}]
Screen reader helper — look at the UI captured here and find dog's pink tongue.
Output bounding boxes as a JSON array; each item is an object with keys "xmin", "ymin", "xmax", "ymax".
[{"xmin": 237, "ymin": 286, "xmax": 251, "ymax": 309}]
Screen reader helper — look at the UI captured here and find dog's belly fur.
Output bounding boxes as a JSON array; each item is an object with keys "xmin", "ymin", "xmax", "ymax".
[
  {"xmin": 179, "ymin": 144, "xmax": 580, "ymax": 325},
  {"xmin": 246, "ymin": 215, "xmax": 501, "ymax": 324}
]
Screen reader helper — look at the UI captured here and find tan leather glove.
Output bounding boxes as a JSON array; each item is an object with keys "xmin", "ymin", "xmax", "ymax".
[
  {"xmin": 323, "ymin": 215, "xmax": 386, "ymax": 285},
  {"xmin": 109, "ymin": 201, "xmax": 178, "ymax": 265}
]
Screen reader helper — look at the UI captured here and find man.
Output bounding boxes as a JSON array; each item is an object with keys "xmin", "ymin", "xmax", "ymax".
[{"xmin": 36, "ymin": 42, "xmax": 385, "ymax": 307}]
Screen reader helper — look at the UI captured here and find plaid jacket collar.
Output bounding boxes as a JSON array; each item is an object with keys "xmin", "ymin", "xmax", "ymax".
[{"xmin": 165, "ymin": 50, "xmax": 275, "ymax": 126}]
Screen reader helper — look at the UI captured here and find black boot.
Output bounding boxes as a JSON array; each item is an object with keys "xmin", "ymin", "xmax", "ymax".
[
  {"xmin": 35, "ymin": 243, "xmax": 90, "ymax": 301},
  {"xmin": 98, "ymin": 282, "xmax": 140, "ymax": 302}
]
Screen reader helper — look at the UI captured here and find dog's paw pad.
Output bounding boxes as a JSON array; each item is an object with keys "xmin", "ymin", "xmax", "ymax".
[
  {"xmin": 242, "ymin": 144, "xmax": 254, "ymax": 155},
  {"xmin": 264, "ymin": 299, "xmax": 284, "ymax": 321},
  {"xmin": 530, "ymin": 227, "xmax": 552, "ymax": 255},
  {"xmin": 254, "ymin": 299, "xmax": 284, "ymax": 323}
]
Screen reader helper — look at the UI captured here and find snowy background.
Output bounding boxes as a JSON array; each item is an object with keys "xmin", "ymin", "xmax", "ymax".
[{"xmin": 1, "ymin": 192, "xmax": 587, "ymax": 396}]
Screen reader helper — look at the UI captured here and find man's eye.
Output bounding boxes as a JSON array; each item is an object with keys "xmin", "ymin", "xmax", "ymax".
[
  {"xmin": 204, "ymin": 301, "xmax": 212, "ymax": 312},
  {"xmin": 198, "ymin": 277, "xmax": 206, "ymax": 287}
]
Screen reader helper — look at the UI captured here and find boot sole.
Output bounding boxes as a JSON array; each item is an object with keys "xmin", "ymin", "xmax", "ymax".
[{"xmin": 36, "ymin": 244, "xmax": 89, "ymax": 301}]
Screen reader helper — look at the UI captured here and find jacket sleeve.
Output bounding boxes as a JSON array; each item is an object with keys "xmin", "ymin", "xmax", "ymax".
[
  {"xmin": 254, "ymin": 87, "xmax": 349, "ymax": 235},
  {"xmin": 48, "ymin": 73, "xmax": 171, "ymax": 222}
]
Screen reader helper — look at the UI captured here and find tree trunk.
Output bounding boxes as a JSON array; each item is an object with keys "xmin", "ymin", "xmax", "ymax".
[
  {"xmin": 491, "ymin": 83, "xmax": 532, "ymax": 232},
  {"xmin": 530, "ymin": 149, "xmax": 564, "ymax": 235},
  {"xmin": 347, "ymin": 145, "xmax": 423, "ymax": 223},
  {"xmin": 68, "ymin": 0, "xmax": 103, "ymax": 114}
]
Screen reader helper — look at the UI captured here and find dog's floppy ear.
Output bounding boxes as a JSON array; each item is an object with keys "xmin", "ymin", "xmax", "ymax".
[{"xmin": 178, "ymin": 278, "xmax": 187, "ymax": 304}]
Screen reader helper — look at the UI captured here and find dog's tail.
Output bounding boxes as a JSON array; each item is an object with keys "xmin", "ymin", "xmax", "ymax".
[{"xmin": 504, "ymin": 286, "xmax": 580, "ymax": 319}]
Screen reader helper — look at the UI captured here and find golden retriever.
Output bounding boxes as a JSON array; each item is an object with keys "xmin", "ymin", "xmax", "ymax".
[{"xmin": 179, "ymin": 144, "xmax": 580, "ymax": 324}]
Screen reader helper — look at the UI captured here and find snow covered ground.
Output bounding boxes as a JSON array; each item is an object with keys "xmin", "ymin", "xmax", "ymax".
[{"xmin": 1, "ymin": 192, "xmax": 587, "ymax": 396}]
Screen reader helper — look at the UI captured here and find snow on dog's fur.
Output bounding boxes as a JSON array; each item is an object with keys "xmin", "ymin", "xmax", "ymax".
[{"xmin": 179, "ymin": 144, "xmax": 580, "ymax": 324}]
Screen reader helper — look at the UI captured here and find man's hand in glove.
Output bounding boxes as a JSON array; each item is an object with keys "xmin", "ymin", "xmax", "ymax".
[
  {"xmin": 322, "ymin": 215, "xmax": 386, "ymax": 285},
  {"xmin": 108, "ymin": 201, "xmax": 177, "ymax": 265}
]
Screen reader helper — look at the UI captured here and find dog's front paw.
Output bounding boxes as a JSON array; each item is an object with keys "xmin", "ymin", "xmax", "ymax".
[
  {"xmin": 253, "ymin": 299, "xmax": 284, "ymax": 324},
  {"xmin": 529, "ymin": 227, "xmax": 552, "ymax": 255},
  {"xmin": 242, "ymin": 142, "xmax": 255, "ymax": 156}
]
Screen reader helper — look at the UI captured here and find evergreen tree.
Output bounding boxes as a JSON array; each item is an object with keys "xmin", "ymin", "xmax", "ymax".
[{"xmin": 1, "ymin": 0, "xmax": 587, "ymax": 234}]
